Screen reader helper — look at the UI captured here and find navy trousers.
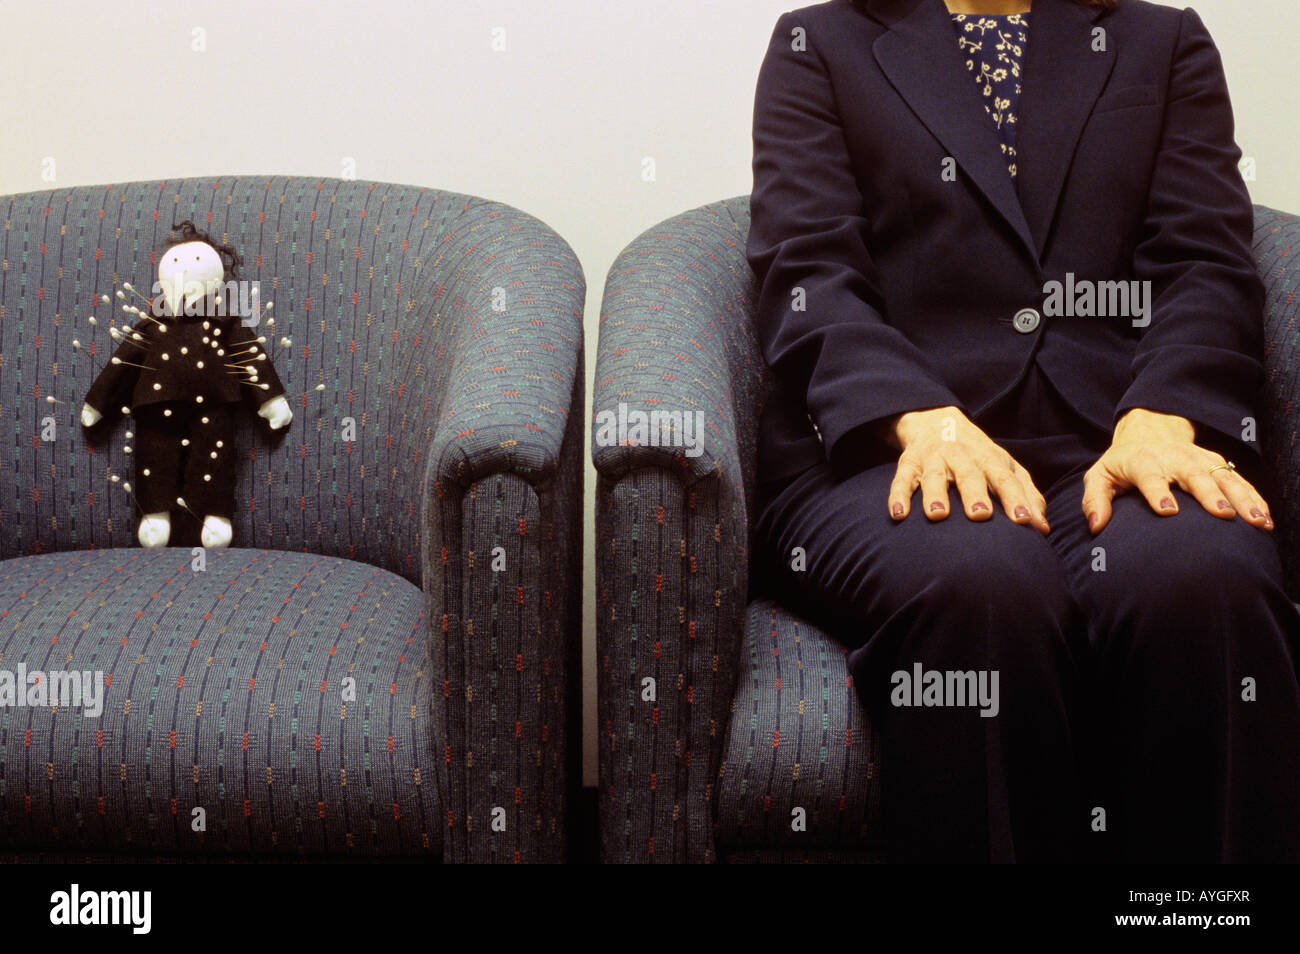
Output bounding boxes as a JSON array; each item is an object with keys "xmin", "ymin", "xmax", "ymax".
[{"xmin": 753, "ymin": 367, "xmax": 1300, "ymax": 862}]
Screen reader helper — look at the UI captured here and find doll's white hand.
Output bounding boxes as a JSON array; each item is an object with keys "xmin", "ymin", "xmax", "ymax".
[
  {"xmin": 258, "ymin": 395, "xmax": 292, "ymax": 430},
  {"xmin": 81, "ymin": 403, "xmax": 102, "ymax": 427}
]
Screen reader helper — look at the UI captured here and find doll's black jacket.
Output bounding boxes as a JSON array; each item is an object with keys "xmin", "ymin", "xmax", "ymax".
[{"xmin": 85, "ymin": 310, "xmax": 286, "ymax": 417}]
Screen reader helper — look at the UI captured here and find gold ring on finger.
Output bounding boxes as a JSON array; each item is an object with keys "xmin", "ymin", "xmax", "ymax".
[{"xmin": 1208, "ymin": 461, "xmax": 1236, "ymax": 477}]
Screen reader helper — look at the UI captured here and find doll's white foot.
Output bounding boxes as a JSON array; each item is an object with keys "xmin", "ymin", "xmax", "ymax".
[
  {"xmin": 81, "ymin": 403, "xmax": 102, "ymax": 427},
  {"xmin": 138, "ymin": 512, "xmax": 171, "ymax": 548},
  {"xmin": 200, "ymin": 515, "xmax": 233, "ymax": 549}
]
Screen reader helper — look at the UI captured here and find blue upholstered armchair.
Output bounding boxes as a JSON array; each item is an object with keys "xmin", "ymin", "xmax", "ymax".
[
  {"xmin": 0, "ymin": 176, "xmax": 584, "ymax": 863},
  {"xmin": 593, "ymin": 197, "xmax": 1300, "ymax": 863}
]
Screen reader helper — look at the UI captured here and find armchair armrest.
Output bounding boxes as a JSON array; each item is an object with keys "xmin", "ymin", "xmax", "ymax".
[
  {"xmin": 427, "ymin": 204, "xmax": 585, "ymax": 487},
  {"xmin": 592, "ymin": 197, "xmax": 766, "ymax": 488},
  {"xmin": 411, "ymin": 198, "xmax": 586, "ymax": 862},
  {"xmin": 1254, "ymin": 204, "xmax": 1300, "ymax": 600},
  {"xmin": 592, "ymin": 197, "xmax": 767, "ymax": 862}
]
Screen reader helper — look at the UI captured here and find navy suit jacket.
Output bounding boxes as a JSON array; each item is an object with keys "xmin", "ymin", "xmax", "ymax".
[{"xmin": 746, "ymin": 0, "xmax": 1264, "ymax": 483}]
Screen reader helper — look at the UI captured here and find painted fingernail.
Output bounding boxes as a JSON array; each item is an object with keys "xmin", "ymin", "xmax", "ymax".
[
  {"xmin": 1014, "ymin": 506, "xmax": 1030, "ymax": 520},
  {"xmin": 930, "ymin": 501, "xmax": 945, "ymax": 513},
  {"xmin": 892, "ymin": 503, "xmax": 904, "ymax": 518},
  {"xmin": 1087, "ymin": 512, "xmax": 1099, "ymax": 530},
  {"xmin": 972, "ymin": 502, "xmax": 989, "ymax": 513},
  {"xmin": 1250, "ymin": 508, "xmax": 1264, "ymax": 519},
  {"xmin": 1160, "ymin": 497, "xmax": 1176, "ymax": 511},
  {"xmin": 1218, "ymin": 500, "xmax": 1233, "ymax": 512}
]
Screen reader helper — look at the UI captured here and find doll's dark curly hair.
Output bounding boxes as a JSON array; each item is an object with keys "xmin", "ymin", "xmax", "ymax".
[{"xmin": 161, "ymin": 221, "xmax": 243, "ymax": 281}]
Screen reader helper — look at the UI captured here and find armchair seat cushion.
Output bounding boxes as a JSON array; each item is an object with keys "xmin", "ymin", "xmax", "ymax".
[
  {"xmin": 716, "ymin": 598, "xmax": 882, "ymax": 853},
  {"xmin": 0, "ymin": 548, "xmax": 440, "ymax": 859}
]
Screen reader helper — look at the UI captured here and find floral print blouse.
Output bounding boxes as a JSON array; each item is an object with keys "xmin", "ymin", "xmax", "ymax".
[{"xmin": 951, "ymin": 12, "xmax": 1029, "ymax": 179}]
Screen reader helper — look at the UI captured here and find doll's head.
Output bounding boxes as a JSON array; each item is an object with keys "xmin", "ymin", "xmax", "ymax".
[{"xmin": 157, "ymin": 221, "xmax": 242, "ymax": 318}]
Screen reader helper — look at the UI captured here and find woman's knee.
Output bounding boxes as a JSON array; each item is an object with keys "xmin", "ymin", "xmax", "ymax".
[
  {"xmin": 1081, "ymin": 499, "xmax": 1294, "ymax": 662},
  {"xmin": 870, "ymin": 517, "xmax": 1073, "ymax": 625},
  {"xmin": 845, "ymin": 522, "xmax": 1083, "ymax": 726},
  {"xmin": 759, "ymin": 467, "xmax": 1078, "ymax": 653}
]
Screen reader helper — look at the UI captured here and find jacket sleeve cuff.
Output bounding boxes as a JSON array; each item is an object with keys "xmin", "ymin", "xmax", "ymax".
[
  {"xmin": 819, "ymin": 385, "xmax": 967, "ymax": 471},
  {"xmin": 1113, "ymin": 344, "xmax": 1262, "ymax": 455}
]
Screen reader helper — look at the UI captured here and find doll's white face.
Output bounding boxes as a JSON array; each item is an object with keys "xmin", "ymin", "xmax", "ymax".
[{"xmin": 159, "ymin": 240, "xmax": 224, "ymax": 316}]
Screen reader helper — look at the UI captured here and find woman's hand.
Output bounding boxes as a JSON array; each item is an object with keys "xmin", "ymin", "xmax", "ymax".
[
  {"xmin": 1081, "ymin": 407, "xmax": 1273, "ymax": 533},
  {"xmin": 884, "ymin": 405, "xmax": 1050, "ymax": 533}
]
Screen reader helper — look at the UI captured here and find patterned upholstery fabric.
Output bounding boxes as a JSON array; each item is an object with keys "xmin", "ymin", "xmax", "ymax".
[
  {"xmin": 594, "ymin": 197, "xmax": 768, "ymax": 862},
  {"xmin": 0, "ymin": 177, "xmax": 585, "ymax": 862},
  {"xmin": 716, "ymin": 599, "xmax": 880, "ymax": 853},
  {"xmin": 594, "ymin": 197, "xmax": 1300, "ymax": 863},
  {"xmin": 0, "ymin": 548, "xmax": 437, "ymax": 857},
  {"xmin": 1255, "ymin": 208, "xmax": 1300, "ymax": 601}
]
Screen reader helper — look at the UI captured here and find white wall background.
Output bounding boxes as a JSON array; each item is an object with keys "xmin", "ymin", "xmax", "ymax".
[{"xmin": 3, "ymin": 0, "xmax": 1297, "ymax": 787}]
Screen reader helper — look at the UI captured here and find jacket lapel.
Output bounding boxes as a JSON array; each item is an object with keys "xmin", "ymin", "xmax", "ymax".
[
  {"xmin": 864, "ymin": 0, "xmax": 1113, "ymax": 266},
  {"xmin": 1013, "ymin": 0, "xmax": 1113, "ymax": 258}
]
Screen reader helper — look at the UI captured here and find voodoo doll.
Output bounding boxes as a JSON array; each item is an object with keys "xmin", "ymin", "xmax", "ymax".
[{"xmin": 81, "ymin": 221, "xmax": 292, "ymax": 549}]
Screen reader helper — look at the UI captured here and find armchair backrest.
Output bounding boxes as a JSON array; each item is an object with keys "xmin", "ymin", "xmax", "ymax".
[{"xmin": 0, "ymin": 176, "xmax": 539, "ymax": 586}]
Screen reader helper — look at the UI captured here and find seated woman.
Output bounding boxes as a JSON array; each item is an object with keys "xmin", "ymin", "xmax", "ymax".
[{"xmin": 746, "ymin": 0, "xmax": 1300, "ymax": 862}]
